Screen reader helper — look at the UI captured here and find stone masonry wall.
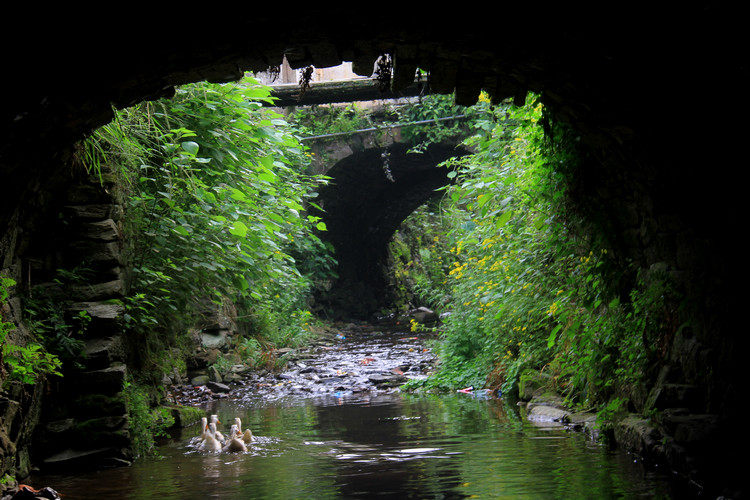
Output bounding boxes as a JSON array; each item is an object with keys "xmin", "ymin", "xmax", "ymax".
[{"xmin": 1, "ymin": 163, "xmax": 132, "ymax": 483}]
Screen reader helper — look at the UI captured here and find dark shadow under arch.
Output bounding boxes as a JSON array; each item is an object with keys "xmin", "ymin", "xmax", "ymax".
[{"xmin": 314, "ymin": 141, "xmax": 470, "ymax": 319}]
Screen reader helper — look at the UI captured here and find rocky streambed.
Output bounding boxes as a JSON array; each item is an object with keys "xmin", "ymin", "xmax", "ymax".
[{"xmin": 168, "ymin": 321, "xmax": 439, "ymax": 408}]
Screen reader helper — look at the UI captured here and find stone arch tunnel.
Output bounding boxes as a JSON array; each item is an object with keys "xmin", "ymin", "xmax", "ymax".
[
  {"xmin": 313, "ymin": 141, "xmax": 471, "ymax": 318},
  {"xmin": 0, "ymin": 6, "xmax": 747, "ymax": 494}
]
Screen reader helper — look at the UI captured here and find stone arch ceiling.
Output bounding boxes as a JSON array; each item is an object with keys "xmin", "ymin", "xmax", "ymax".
[
  {"xmin": 1, "ymin": 6, "xmax": 745, "ymax": 324},
  {"xmin": 1, "ymin": 8, "xmax": 743, "ymax": 227},
  {"xmin": 0, "ymin": 7, "xmax": 750, "ymax": 492},
  {"xmin": 1, "ymin": 8, "xmax": 746, "ymax": 306},
  {"xmin": 1, "ymin": 7, "xmax": 745, "ymax": 277},
  {"xmin": 0, "ymin": 8, "xmax": 747, "ymax": 492}
]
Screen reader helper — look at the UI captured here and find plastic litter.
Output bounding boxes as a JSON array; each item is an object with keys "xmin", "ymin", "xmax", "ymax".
[{"xmin": 457, "ymin": 387, "xmax": 495, "ymax": 398}]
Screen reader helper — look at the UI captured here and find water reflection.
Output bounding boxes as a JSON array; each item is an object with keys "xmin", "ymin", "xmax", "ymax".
[{"xmin": 29, "ymin": 392, "xmax": 681, "ymax": 499}]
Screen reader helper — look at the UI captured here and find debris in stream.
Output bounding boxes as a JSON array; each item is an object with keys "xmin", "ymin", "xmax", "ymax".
[
  {"xmin": 167, "ymin": 322, "xmax": 438, "ymax": 407},
  {"xmin": 4, "ymin": 484, "xmax": 61, "ymax": 500},
  {"xmin": 456, "ymin": 387, "xmax": 497, "ymax": 399}
]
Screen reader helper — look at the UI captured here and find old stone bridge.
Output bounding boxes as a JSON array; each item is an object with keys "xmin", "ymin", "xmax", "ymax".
[
  {"xmin": 299, "ymin": 115, "xmax": 472, "ymax": 317},
  {"xmin": 0, "ymin": 7, "xmax": 746, "ymax": 497}
]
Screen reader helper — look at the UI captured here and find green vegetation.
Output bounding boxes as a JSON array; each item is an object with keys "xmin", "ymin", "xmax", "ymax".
[
  {"xmin": 123, "ymin": 378, "xmax": 174, "ymax": 458},
  {"xmin": 1, "ymin": 69, "xmax": 679, "ymax": 451},
  {"xmin": 289, "ymin": 102, "xmax": 379, "ymax": 137},
  {"xmin": 84, "ymin": 76, "xmax": 332, "ymax": 357},
  {"xmin": 23, "ymin": 266, "xmax": 92, "ymax": 370},
  {"xmin": 1, "ymin": 274, "xmax": 63, "ymax": 387},
  {"xmin": 77, "ymin": 76, "xmax": 337, "ymax": 447},
  {"xmin": 394, "ymin": 93, "xmax": 681, "ymax": 418}
]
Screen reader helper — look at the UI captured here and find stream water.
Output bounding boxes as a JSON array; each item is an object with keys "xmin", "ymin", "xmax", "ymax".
[{"xmin": 27, "ymin": 323, "xmax": 687, "ymax": 499}]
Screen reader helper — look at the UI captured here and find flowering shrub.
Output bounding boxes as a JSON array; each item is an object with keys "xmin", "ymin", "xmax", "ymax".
[{"xmin": 402, "ymin": 94, "xmax": 678, "ymax": 415}]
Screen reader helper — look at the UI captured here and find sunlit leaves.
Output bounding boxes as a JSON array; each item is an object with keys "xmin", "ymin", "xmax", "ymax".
[
  {"xmin": 229, "ymin": 221, "xmax": 249, "ymax": 238},
  {"xmin": 112, "ymin": 76, "xmax": 332, "ymax": 338},
  {"xmin": 413, "ymin": 96, "xmax": 576, "ymax": 394}
]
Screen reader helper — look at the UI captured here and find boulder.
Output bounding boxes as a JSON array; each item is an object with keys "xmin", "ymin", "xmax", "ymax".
[
  {"xmin": 206, "ymin": 381, "xmax": 231, "ymax": 393},
  {"xmin": 518, "ymin": 369, "xmax": 553, "ymax": 401}
]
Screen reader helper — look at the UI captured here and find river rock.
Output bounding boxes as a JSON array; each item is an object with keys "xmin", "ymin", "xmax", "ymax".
[
  {"xmin": 518, "ymin": 370, "xmax": 553, "ymax": 400},
  {"xmin": 368, "ymin": 373, "xmax": 407, "ymax": 386},
  {"xmin": 208, "ymin": 365, "xmax": 222, "ymax": 383},
  {"xmin": 410, "ymin": 307, "xmax": 438, "ymax": 323},
  {"xmin": 525, "ymin": 392, "xmax": 570, "ymax": 422},
  {"xmin": 565, "ymin": 411, "xmax": 600, "ymax": 438},
  {"xmin": 223, "ymin": 372, "xmax": 243, "ymax": 383},
  {"xmin": 206, "ymin": 381, "xmax": 231, "ymax": 393},
  {"xmin": 200, "ymin": 331, "xmax": 228, "ymax": 349},
  {"xmin": 527, "ymin": 405, "xmax": 570, "ymax": 423}
]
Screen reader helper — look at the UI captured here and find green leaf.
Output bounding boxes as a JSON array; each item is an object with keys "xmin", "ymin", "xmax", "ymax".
[
  {"xmin": 181, "ymin": 141, "xmax": 200, "ymax": 155},
  {"xmin": 229, "ymin": 221, "xmax": 249, "ymax": 238},
  {"xmin": 547, "ymin": 325, "xmax": 562, "ymax": 348},
  {"xmin": 496, "ymin": 210, "xmax": 513, "ymax": 227}
]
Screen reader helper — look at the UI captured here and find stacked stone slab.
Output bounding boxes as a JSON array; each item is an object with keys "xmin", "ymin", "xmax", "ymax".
[{"xmin": 33, "ymin": 166, "xmax": 133, "ymax": 471}]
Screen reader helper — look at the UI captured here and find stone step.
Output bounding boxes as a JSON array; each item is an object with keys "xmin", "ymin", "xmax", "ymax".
[
  {"xmin": 68, "ymin": 301, "xmax": 124, "ymax": 339},
  {"xmin": 81, "ymin": 337, "xmax": 125, "ymax": 370},
  {"xmin": 37, "ymin": 414, "xmax": 132, "ymax": 472},
  {"xmin": 64, "ymin": 241, "xmax": 123, "ymax": 269},
  {"xmin": 71, "ymin": 392, "xmax": 127, "ymax": 419},
  {"xmin": 62, "ymin": 204, "xmax": 122, "ymax": 221},
  {"xmin": 70, "ymin": 218, "xmax": 119, "ymax": 242},
  {"xmin": 42, "ymin": 446, "xmax": 132, "ymax": 472},
  {"xmin": 68, "ymin": 279, "xmax": 125, "ymax": 302},
  {"xmin": 72, "ymin": 365, "xmax": 127, "ymax": 395}
]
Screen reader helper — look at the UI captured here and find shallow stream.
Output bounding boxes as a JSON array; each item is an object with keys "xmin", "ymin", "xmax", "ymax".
[{"xmin": 29, "ymin": 323, "xmax": 685, "ymax": 499}]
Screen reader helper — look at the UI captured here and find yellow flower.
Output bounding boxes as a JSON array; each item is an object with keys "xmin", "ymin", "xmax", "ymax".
[{"xmin": 547, "ymin": 301, "xmax": 559, "ymax": 315}]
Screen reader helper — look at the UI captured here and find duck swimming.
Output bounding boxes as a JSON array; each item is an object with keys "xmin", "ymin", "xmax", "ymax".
[
  {"xmin": 192, "ymin": 414, "xmax": 256, "ymax": 453},
  {"xmin": 234, "ymin": 417, "xmax": 254, "ymax": 444},
  {"xmin": 188, "ymin": 416, "xmax": 209, "ymax": 447},
  {"xmin": 198, "ymin": 422, "xmax": 223, "ymax": 452},
  {"xmin": 209, "ymin": 414, "xmax": 225, "ymax": 443},
  {"xmin": 222, "ymin": 424, "xmax": 248, "ymax": 453}
]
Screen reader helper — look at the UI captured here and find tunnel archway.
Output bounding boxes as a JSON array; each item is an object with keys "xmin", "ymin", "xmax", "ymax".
[
  {"xmin": 314, "ymin": 141, "xmax": 470, "ymax": 318},
  {"xmin": 1, "ymin": 8, "xmax": 747, "ymax": 494}
]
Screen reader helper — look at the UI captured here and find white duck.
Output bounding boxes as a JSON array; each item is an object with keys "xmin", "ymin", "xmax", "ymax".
[
  {"xmin": 222, "ymin": 424, "xmax": 248, "ymax": 453},
  {"xmin": 234, "ymin": 417, "xmax": 254, "ymax": 444},
  {"xmin": 198, "ymin": 422, "xmax": 223, "ymax": 452},
  {"xmin": 209, "ymin": 414, "xmax": 225, "ymax": 443},
  {"xmin": 188, "ymin": 417, "xmax": 209, "ymax": 447}
]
